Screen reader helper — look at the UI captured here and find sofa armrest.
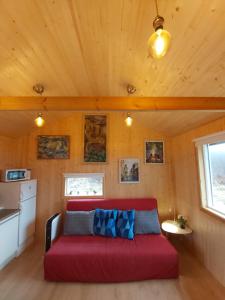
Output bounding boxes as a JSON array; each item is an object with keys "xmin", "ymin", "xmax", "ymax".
[{"xmin": 45, "ymin": 213, "xmax": 62, "ymax": 252}]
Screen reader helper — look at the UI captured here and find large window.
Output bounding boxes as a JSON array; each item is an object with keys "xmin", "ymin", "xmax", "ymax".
[
  {"xmin": 195, "ymin": 131, "xmax": 225, "ymax": 219},
  {"xmin": 64, "ymin": 173, "xmax": 104, "ymax": 197}
]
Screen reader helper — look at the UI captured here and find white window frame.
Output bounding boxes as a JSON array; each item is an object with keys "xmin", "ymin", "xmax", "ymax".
[
  {"xmin": 194, "ymin": 130, "xmax": 225, "ymax": 220},
  {"xmin": 64, "ymin": 173, "xmax": 105, "ymax": 198}
]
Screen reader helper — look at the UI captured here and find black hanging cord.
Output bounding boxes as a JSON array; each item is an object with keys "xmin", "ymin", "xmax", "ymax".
[{"xmin": 154, "ymin": 0, "xmax": 159, "ymax": 16}]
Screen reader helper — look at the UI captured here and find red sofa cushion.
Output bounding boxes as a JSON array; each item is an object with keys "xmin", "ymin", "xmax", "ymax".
[
  {"xmin": 44, "ymin": 234, "xmax": 178, "ymax": 282},
  {"xmin": 67, "ymin": 198, "xmax": 158, "ymax": 211}
]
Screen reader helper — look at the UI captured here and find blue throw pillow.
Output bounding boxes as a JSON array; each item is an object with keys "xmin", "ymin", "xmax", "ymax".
[
  {"xmin": 117, "ymin": 210, "xmax": 135, "ymax": 240},
  {"xmin": 94, "ymin": 209, "xmax": 118, "ymax": 238},
  {"xmin": 135, "ymin": 209, "xmax": 161, "ymax": 234}
]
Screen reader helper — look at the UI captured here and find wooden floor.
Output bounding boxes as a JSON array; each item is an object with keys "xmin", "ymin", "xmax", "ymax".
[{"xmin": 0, "ymin": 243, "xmax": 224, "ymax": 300}]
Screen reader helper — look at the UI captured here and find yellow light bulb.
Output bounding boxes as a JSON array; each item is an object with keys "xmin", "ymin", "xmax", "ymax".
[
  {"xmin": 35, "ymin": 114, "xmax": 45, "ymax": 127},
  {"xmin": 148, "ymin": 28, "xmax": 171, "ymax": 59},
  {"xmin": 125, "ymin": 115, "xmax": 133, "ymax": 127}
]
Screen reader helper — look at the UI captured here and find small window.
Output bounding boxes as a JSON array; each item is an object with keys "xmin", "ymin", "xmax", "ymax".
[
  {"xmin": 194, "ymin": 131, "xmax": 225, "ymax": 220},
  {"xmin": 64, "ymin": 173, "xmax": 104, "ymax": 197}
]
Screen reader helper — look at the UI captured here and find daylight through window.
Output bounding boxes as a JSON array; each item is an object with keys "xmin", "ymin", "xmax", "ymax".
[
  {"xmin": 195, "ymin": 131, "xmax": 225, "ymax": 219},
  {"xmin": 64, "ymin": 173, "xmax": 104, "ymax": 197}
]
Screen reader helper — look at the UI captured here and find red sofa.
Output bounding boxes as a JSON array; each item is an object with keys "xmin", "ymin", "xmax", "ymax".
[{"xmin": 44, "ymin": 198, "xmax": 179, "ymax": 282}]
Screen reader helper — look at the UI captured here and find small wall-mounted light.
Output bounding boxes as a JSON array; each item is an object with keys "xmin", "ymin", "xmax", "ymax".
[
  {"xmin": 35, "ymin": 113, "xmax": 45, "ymax": 127},
  {"xmin": 125, "ymin": 113, "xmax": 133, "ymax": 127}
]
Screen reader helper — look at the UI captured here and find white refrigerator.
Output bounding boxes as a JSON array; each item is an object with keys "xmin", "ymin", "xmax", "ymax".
[{"xmin": 0, "ymin": 179, "xmax": 37, "ymax": 254}]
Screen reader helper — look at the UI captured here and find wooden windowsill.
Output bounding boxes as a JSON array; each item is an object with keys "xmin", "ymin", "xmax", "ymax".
[
  {"xmin": 200, "ymin": 206, "xmax": 225, "ymax": 223},
  {"xmin": 64, "ymin": 196, "xmax": 104, "ymax": 200}
]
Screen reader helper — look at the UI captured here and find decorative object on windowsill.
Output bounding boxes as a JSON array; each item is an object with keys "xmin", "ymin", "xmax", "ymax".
[
  {"xmin": 33, "ymin": 83, "xmax": 45, "ymax": 127},
  {"xmin": 177, "ymin": 215, "xmax": 187, "ymax": 229},
  {"xmin": 148, "ymin": 0, "xmax": 171, "ymax": 59}
]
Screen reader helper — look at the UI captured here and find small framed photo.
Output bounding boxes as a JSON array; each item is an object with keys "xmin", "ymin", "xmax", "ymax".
[
  {"xmin": 119, "ymin": 158, "xmax": 140, "ymax": 183},
  {"xmin": 145, "ymin": 141, "xmax": 164, "ymax": 164},
  {"xmin": 37, "ymin": 135, "xmax": 70, "ymax": 159}
]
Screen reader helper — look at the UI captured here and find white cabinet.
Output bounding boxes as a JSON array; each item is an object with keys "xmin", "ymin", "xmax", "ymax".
[
  {"xmin": 0, "ymin": 214, "xmax": 19, "ymax": 270},
  {"xmin": 0, "ymin": 179, "xmax": 37, "ymax": 255}
]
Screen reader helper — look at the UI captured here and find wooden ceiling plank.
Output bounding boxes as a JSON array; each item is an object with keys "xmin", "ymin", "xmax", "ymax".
[{"xmin": 0, "ymin": 97, "xmax": 225, "ymax": 111}]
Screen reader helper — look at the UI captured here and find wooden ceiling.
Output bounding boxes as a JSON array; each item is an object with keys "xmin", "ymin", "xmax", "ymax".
[
  {"xmin": 0, "ymin": 0, "xmax": 225, "ymax": 97},
  {"xmin": 1, "ymin": 111, "xmax": 225, "ymax": 138},
  {"xmin": 0, "ymin": 1, "xmax": 225, "ymax": 138}
]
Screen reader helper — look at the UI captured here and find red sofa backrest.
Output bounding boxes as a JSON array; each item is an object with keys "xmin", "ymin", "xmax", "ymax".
[{"xmin": 67, "ymin": 198, "xmax": 157, "ymax": 211}]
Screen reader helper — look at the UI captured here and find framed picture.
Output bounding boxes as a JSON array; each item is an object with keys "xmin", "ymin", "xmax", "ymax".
[
  {"xmin": 119, "ymin": 158, "xmax": 140, "ymax": 183},
  {"xmin": 145, "ymin": 141, "xmax": 164, "ymax": 164},
  {"xmin": 84, "ymin": 115, "xmax": 107, "ymax": 163},
  {"xmin": 37, "ymin": 135, "xmax": 70, "ymax": 159}
]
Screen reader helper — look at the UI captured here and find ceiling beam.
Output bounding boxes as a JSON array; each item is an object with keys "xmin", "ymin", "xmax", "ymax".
[{"xmin": 0, "ymin": 97, "xmax": 225, "ymax": 111}]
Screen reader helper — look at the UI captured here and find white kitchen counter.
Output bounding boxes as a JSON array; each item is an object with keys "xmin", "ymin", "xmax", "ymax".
[{"xmin": 0, "ymin": 209, "xmax": 20, "ymax": 224}]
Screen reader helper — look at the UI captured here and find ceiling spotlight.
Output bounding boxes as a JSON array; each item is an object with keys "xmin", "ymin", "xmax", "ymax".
[
  {"xmin": 35, "ymin": 113, "xmax": 45, "ymax": 127},
  {"xmin": 125, "ymin": 113, "xmax": 133, "ymax": 127},
  {"xmin": 33, "ymin": 83, "xmax": 45, "ymax": 95},
  {"xmin": 148, "ymin": 0, "xmax": 171, "ymax": 59},
  {"xmin": 127, "ymin": 84, "xmax": 136, "ymax": 95}
]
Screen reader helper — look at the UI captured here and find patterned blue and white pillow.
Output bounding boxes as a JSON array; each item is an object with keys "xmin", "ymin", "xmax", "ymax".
[
  {"xmin": 94, "ymin": 209, "xmax": 118, "ymax": 238},
  {"xmin": 116, "ymin": 210, "xmax": 135, "ymax": 240}
]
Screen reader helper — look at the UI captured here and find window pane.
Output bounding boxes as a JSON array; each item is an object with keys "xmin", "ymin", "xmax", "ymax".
[
  {"xmin": 208, "ymin": 142, "xmax": 225, "ymax": 215},
  {"xmin": 65, "ymin": 175, "xmax": 103, "ymax": 197}
]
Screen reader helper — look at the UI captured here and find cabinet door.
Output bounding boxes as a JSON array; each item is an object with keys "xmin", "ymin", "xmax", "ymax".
[
  {"xmin": 0, "ymin": 215, "xmax": 19, "ymax": 269},
  {"xmin": 20, "ymin": 180, "xmax": 37, "ymax": 201},
  {"xmin": 19, "ymin": 197, "xmax": 36, "ymax": 246}
]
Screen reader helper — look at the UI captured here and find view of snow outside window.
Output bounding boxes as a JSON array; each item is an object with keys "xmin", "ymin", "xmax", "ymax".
[
  {"xmin": 208, "ymin": 142, "xmax": 225, "ymax": 215},
  {"xmin": 65, "ymin": 175, "xmax": 103, "ymax": 197}
]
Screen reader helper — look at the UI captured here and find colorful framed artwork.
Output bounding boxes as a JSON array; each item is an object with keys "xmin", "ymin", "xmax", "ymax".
[
  {"xmin": 84, "ymin": 115, "xmax": 107, "ymax": 163},
  {"xmin": 145, "ymin": 141, "xmax": 164, "ymax": 164},
  {"xmin": 119, "ymin": 158, "xmax": 140, "ymax": 183},
  {"xmin": 37, "ymin": 135, "xmax": 70, "ymax": 159}
]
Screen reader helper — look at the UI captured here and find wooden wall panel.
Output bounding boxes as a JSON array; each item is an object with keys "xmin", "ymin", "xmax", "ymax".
[
  {"xmin": 3, "ymin": 110, "xmax": 225, "ymax": 287},
  {"xmin": 15, "ymin": 112, "xmax": 175, "ymax": 241},
  {"xmin": 1, "ymin": 110, "xmax": 225, "ymax": 138},
  {"xmin": 171, "ymin": 117, "xmax": 225, "ymax": 287},
  {"xmin": 0, "ymin": 136, "xmax": 17, "ymax": 169}
]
